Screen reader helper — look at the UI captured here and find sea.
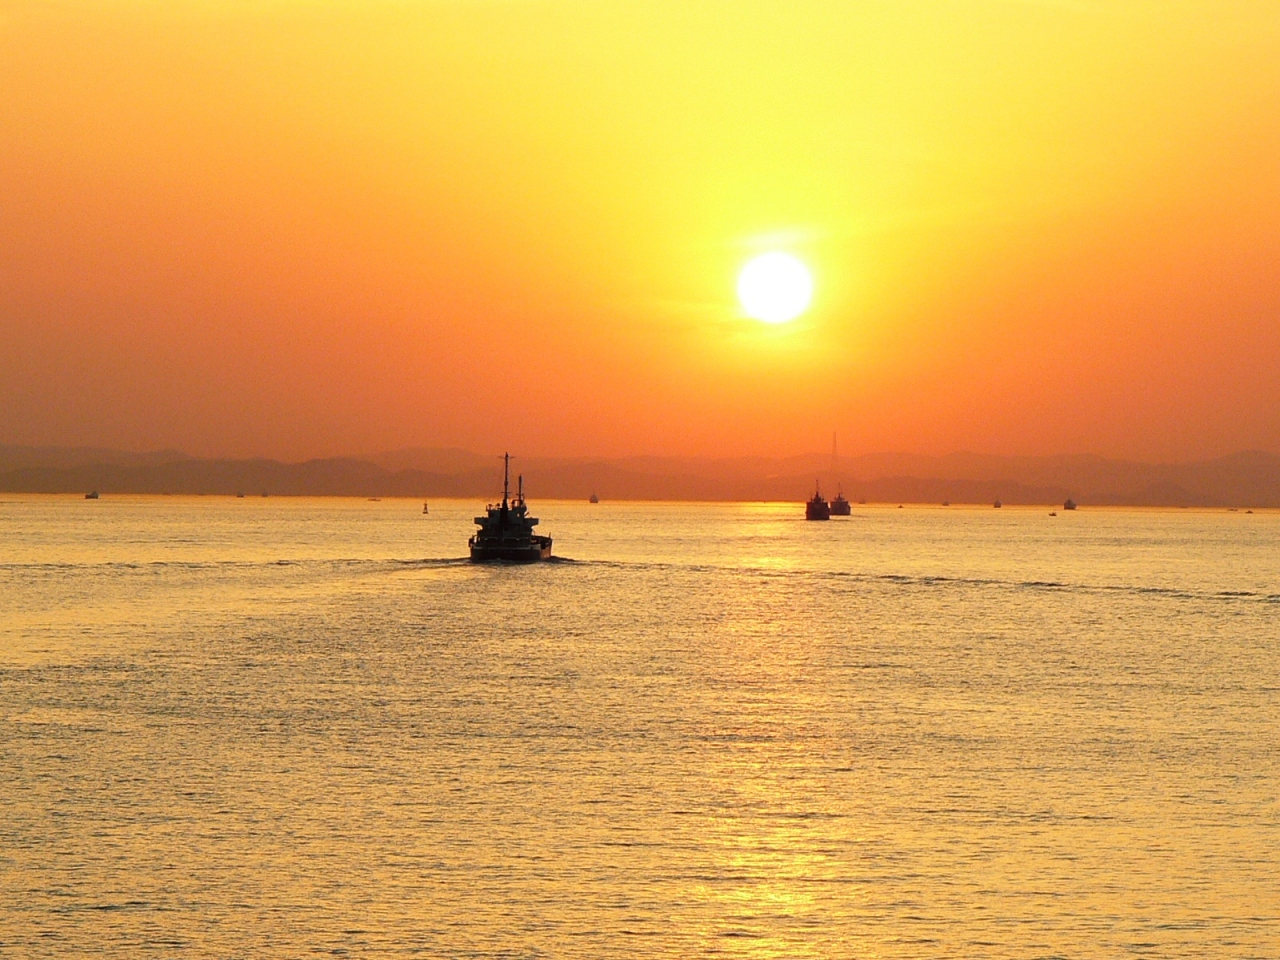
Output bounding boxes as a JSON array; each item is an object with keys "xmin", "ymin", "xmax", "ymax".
[{"xmin": 2, "ymin": 495, "xmax": 1277, "ymax": 958}]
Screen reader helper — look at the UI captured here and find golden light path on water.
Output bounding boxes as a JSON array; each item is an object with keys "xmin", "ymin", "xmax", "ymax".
[{"xmin": 2, "ymin": 496, "xmax": 1279, "ymax": 957}]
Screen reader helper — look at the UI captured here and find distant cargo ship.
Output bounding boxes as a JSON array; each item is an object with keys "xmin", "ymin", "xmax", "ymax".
[
  {"xmin": 805, "ymin": 483, "xmax": 830, "ymax": 521},
  {"xmin": 830, "ymin": 489, "xmax": 851, "ymax": 516},
  {"xmin": 469, "ymin": 453, "xmax": 553, "ymax": 563},
  {"xmin": 827, "ymin": 432, "xmax": 850, "ymax": 516}
]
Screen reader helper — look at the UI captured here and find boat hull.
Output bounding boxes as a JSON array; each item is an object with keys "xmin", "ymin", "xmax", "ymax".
[
  {"xmin": 805, "ymin": 502, "xmax": 830, "ymax": 521},
  {"xmin": 469, "ymin": 537, "xmax": 553, "ymax": 563}
]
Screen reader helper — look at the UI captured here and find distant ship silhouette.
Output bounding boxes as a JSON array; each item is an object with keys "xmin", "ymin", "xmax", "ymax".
[
  {"xmin": 469, "ymin": 453, "xmax": 553, "ymax": 562},
  {"xmin": 805, "ymin": 481, "xmax": 830, "ymax": 521},
  {"xmin": 828, "ymin": 432, "xmax": 851, "ymax": 515}
]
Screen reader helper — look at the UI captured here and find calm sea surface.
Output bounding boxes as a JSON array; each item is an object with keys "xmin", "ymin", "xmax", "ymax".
[{"xmin": 2, "ymin": 495, "xmax": 1278, "ymax": 958}]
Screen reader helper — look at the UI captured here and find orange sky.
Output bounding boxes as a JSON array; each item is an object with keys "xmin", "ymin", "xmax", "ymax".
[{"xmin": 2, "ymin": 1, "xmax": 1279, "ymax": 461}]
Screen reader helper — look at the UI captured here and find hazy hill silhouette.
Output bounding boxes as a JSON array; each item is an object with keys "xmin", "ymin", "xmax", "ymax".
[{"xmin": 2, "ymin": 445, "xmax": 1279, "ymax": 507}]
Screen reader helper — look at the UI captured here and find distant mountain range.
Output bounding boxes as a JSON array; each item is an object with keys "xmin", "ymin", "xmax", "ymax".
[{"xmin": 2, "ymin": 445, "xmax": 1279, "ymax": 507}]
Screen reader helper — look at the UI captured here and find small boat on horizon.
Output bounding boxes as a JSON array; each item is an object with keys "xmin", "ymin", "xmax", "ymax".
[
  {"xmin": 423, "ymin": 502, "xmax": 429, "ymax": 514},
  {"xmin": 1064, "ymin": 498, "xmax": 1077, "ymax": 510},
  {"xmin": 84, "ymin": 491, "xmax": 99, "ymax": 500},
  {"xmin": 469, "ymin": 453, "xmax": 553, "ymax": 563},
  {"xmin": 994, "ymin": 500, "xmax": 1002, "ymax": 508},
  {"xmin": 589, "ymin": 492, "xmax": 599, "ymax": 504}
]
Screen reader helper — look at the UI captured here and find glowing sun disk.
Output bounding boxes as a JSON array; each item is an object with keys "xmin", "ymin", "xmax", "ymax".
[{"xmin": 737, "ymin": 252, "xmax": 812, "ymax": 324}]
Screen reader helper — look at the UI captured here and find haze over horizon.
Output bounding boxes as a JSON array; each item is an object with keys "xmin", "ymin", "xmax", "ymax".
[
  {"xmin": 4, "ymin": 2, "xmax": 1279, "ymax": 461},
  {"xmin": 6, "ymin": 439, "xmax": 1280, "ymax": 470}
]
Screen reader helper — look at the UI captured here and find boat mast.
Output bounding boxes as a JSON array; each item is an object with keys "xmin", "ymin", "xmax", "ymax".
[{"xmin": 503, "ymin": 452, "xmax": 510, "ymax": 506}]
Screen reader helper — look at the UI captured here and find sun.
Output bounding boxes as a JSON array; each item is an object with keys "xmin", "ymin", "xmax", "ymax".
[{"xmin": 737, "ymin": 252, "xmax": 813, "ymax": 324}]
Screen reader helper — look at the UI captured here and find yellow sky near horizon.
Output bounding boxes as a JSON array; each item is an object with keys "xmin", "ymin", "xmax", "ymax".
[{"xmin": 2, "ymin": 1, "xmax": 1279, "ymax": 460}]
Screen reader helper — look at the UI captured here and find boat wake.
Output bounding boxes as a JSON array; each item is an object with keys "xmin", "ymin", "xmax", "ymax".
[
  {"xmin": 392, "ymin": 557, "xmax": 472, "ymax": 567},
  {"xmin": 557, "ymin": 558, "xmax": 1280, "ymax": 605}
]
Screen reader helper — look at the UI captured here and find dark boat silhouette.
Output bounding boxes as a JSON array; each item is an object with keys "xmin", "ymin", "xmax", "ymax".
[
  {"xmin": 1064, "ymin": 498, "xmax": 1077, "ymax": 510},
  {"xmin": 994, "ymin": 500, "xmax": 1002, "ymax": 508},
  {"xmin": 589, "ymin": 492, "xmax": 599, "ymax": 504},
  {"xmin": 827, "ymin": 433, "xmax": 850, "ymax": 515},
  {"xmin": 84, "ymin": 491, "xmax": 99, "ymax": 499},
  {"xmin": 805, "ymin": 482, "xmax": 830, "ymax": 521},
  {"xmin": 469, "ymin": 453, "xmax": 553, "ymax": 563}
]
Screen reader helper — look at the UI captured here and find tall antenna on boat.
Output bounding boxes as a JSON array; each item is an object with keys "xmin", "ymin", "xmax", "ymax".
[{"xmin": 503, "ymin": 452, "xmax": 510, "ymax": 506}]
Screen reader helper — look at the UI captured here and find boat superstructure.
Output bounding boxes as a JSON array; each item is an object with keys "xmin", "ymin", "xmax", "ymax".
[{"xmin": 469, "ymin": 453, "xmax": 553, "ymax": 563}]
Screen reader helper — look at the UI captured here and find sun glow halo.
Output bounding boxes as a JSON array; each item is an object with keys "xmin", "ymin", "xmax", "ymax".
[{"xmin": 737, "ymin": 252, "xmax": 813, "ymax": 324}]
